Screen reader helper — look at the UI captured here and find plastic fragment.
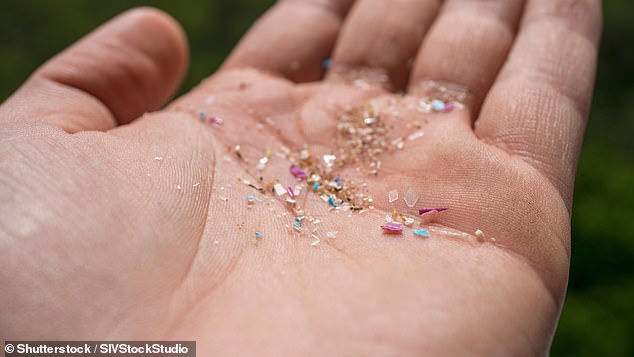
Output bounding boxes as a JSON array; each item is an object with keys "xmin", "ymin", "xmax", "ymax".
[
  {"xmin": 407, "ymin": 130, "xmax": 425, "ymax": 141},
  {"xmin": 323, "ymin": 154, "xmax": 336, "ymax": 168},
  {"xmin": 388, "ymin": 189, "xmax": 399, "ymax": 203},
  {"xmin": 293, "ymin": 217, "xmax": 303, "ymax": 232},
  {"xmin": 255, "ymin": 231, "xmax": 263, "ymax": 238},
  {"xmin": 475, "ymin": 229, "xmax": 486, "ymax": 241},
  {"xmin": 403, "ymin": 188, "xmax": 419, "ymax": 208},
  {"xmin": 431, "ymin": 99, "xmax": 446, "ymax": 112},
  {"xmin": 413, "ymin": 229, "xmax": 430, "ymax": 237},
  {"xmin": 247, "ymin": 193, "xmax": 256, "ymax": 206},
  {"xmin": 208, "ymin": 115, "xmax": 224, "ymax": 125},
  {"xmin": 321, "ymin": 57, "xmax": 331, "ymax": 69},
  {"xmin": 326, "ymin": 231, "xmax": 338, "ymax": 239},
  {"xmin": 290, "ymin": 164, "xmax": 308, "ymax": 179},
  {"xmin": 273, "ymin": 183, "xmax": 286, "ymax": 196},
  {"xmin": 287, "ymin": 186, "xmax": 296, "ymax": 198},
  {"xmin": 402, "ymin": 216, "xmax": 415, "ymax": 226},
  {"xmin": 312, "ymin": 182, "xmax": 319, "ymax": 190},
  {"xmin": 328, "ymin": 195, "xmax": 338, "ymax": 207},
  {"xmin": 418, "ymin": 207, "xmax": 448, "ymax": 215},
  {"xmin": 381, "ymin": 222, "xmax": 403, "ymax": 233},
  {"xmin": 256, "ymin": 156, "xmax": 269, "ymax": 171}
]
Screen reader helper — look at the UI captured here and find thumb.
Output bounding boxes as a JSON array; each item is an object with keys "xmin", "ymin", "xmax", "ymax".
[{"xmin": 0, "ymin": 7, "xmax": 188, "ymax": 132}]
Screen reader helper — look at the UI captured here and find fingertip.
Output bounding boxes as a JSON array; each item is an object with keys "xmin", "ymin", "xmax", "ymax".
[{"xmin": 122, "ymin": 7, "xmax": 190, "ymax": 90}]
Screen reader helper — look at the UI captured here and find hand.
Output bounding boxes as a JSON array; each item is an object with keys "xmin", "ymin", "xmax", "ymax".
[{"xmin": 0, "ymin": 1, "xmax": 601, "ymax": 355}]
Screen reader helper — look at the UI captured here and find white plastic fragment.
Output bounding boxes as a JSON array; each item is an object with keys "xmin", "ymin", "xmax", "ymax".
[
  {"xmin": 407, "ymin": 130, "xmax": 425, "ymax": 141},
  {"xmin": 403, "ymin": 187, "xmax": 419, "ymax": 208},
  {"xmin": 475, "ymin": 229, "xmax": 486, "ymax": 241},
  {"xmin": 273, "ymin": 183, "xmax": 286, "ymax": 196},
  {"xmin": 388, "ymin": 189, "xmax": 399, "ymax": 203}
]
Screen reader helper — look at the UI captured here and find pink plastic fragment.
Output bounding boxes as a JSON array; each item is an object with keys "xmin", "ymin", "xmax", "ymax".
[
  {"xmin": 287, "ymin": 186, "xmax": 296, "ymax": 198},
  {"xmin": 418, "ymin": 207, "xmax": 449, "ymax": 215},
  {"xmin": 381, "ymin": 222, "xmax": 403, "ymax": 233},
  {"xmin": 209, "ymin": 115, "xmax": 224, "ymax": 125},
  {"xmin": 290, "ymin": 164, "xmax": 308, "ymax": 179},
  {"xmin": 443, "ymin": 103, "xmax": 454, "ymax": 113}
]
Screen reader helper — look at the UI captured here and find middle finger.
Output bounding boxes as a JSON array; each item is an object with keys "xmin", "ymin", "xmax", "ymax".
[{"xmin": 327, "ymin": 0, "xmax": 442, "ymax": 90}]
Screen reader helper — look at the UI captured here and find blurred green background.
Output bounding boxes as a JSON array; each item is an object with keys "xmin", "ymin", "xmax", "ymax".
[{"xmin": 0, "ymin": 1, "xmax": 632, "ymax": 355}]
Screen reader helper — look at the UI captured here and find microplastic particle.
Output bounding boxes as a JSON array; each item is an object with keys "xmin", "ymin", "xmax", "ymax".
[
  {"xmin": 199, "ymin": 111, "xmax": 206, "ymax": 120},
  {"xmin": 176, "ymin": 184, "xmax": 182, "ymax": 190},
  {"xmin": 413, "ymin": 229, "xmax": 430, "ymax": 237},
  {"xmin": 293, "ymin": 217, "xmax": 303, "ymax": 232},
  {"xmin": 443, "ymin": 103, "xmax": 454, "ymax": 112},
  {"xmin": 153, "ymin": 156, "xmax": 163, "ymax": 161},
  {"xmin": 287, "ymin": 186, "xmax": 296, "ymax": 198},
  {"xmin": 388, "ymin": 189, "xmax": 399, "ymax": 203},
  {"xmin": 407, "ymin": 130, "xmax": 425, "ymax": 141},
  {"xmin": 326, "ymin": 231, "xmax": 338, "ymax": 239},
  {"xmin": 328, "ymin": 195, "xmax": 338, "ymax": 207},
  {"xmin": 402, "ymin": 216, "xmax": 415, "ymax": 226},
  {"xmin": 255, "ymin": 231, "xmax": 263, "ymax": 238},
  {"xmin": 209, "ymin": 115, "xmax": 224, "ymax": 125},
  {"xmin": 364, "ymin": 117, "xmax": 377, "ymax": 125},
  {"xmin": 273, "ymin": 183, "xmax": 286, "ymax": 196},
  {"xmin": 321, "ymin": 57, "xmax": 331, "ymax": 69},
  {"xmin": 290, "ymin": 164, "xmax": 308, "ymax": 179},
  {"xmin": 418, "ymin": 207, "xmax": 449, "ymax": 215},
  {"xmin": 247, "ymin": 193, "xmax": 256, "ymax": 206},
  {"xmin": 381, "ymin": 222, "xmax": 403, "ymax": 233},
  {"xmin": 311, "ymin": 235, "xmax": 321, "ymax": 247},
  {"xmin": 323, "ymin": 154, "xmax": 336, "ymax": 168},
  {"xmin": 256, "ymin": 156, "xmax": 269, "ymax": 171},
  {"xmin": 313, "ymin": 182, "xmax": 319, "ymax": 190},
  {"xmin": 431, "ymin": 99, "xmax": 446, "ymax": 112},
  {"xmin": 403, "ymin": 188, "xmax": 419, "ymax": 208},
  {"xmin": 475, "ymin": 229, "xmax": 486, "ymax": 241}
]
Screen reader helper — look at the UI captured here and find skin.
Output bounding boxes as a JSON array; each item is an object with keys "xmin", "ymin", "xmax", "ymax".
[{"xmin": 0, "ymin": 0, "xmax": 601, "ymax": 356}]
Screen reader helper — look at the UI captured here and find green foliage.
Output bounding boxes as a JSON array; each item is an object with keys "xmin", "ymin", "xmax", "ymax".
[{"xmin": 0, "ymin": 1, "xmax": 632, "ymax": 355}]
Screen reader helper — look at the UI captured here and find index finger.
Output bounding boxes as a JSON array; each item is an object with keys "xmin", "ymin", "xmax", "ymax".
[{"xmin": 474, "ymin": 0, "xmax": 602, "ymax": 208}]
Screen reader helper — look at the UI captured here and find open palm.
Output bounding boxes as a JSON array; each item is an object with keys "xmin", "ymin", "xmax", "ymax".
[{"xmin": 0, "ymin": 1, "xmax": 601, "ymax": 356}]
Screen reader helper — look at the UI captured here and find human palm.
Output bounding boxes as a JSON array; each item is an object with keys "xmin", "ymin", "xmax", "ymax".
[{"xmin": 0, "ymin": 1, "xmax": 601, "ymax": 356}]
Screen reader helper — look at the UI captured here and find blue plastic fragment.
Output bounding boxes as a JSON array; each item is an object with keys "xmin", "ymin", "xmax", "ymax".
[
  {"xmin": 413, "ymin": 229, "xmax": 430, "ymax": 237},
  {"xmin": 431, "ymin": 100, "xmax": 445, "ymax": 112},
  {"xmin": 321, "ymin": 57, "xmax": 331, "ymax": 69},
  {"xmin": 313, "ymin": 182, "xmax": 319, "ymax": 190},
  {"xmin": 328, "ymin": 195, "xmax": 337, "ymax": 207},
  {"xmin": 255, "ymin": 231, "xmax": 263, "ymax": 238}
]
